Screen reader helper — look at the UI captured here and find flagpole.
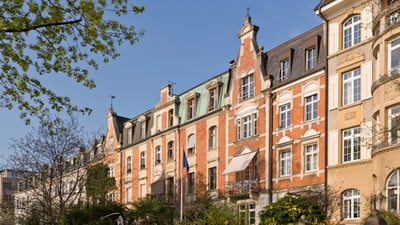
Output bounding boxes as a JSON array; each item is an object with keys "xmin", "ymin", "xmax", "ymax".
[{"xmin": 180, "ymin": 146, "xmax": 184, "ymax": 221}]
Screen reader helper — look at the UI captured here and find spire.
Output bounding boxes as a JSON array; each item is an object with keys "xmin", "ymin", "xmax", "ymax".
[{"xmin": 244, "ymin": 7, "xmax": 251, "ymax": 24}]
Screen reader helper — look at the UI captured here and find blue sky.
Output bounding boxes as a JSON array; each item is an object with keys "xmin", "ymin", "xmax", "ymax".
[{"xmin": 0, "ymin": 0, "xmax": 322, "ymax": 167}]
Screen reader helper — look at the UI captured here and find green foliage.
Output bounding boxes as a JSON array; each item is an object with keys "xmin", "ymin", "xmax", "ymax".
[
  {"xmin": 126, "ymin": 196, "xmax": 175, "ymax": 225},
  {"xmin": 0, "ymin": 0, "xmax": 144, "ymax": 124},
  {"xmin": 259, "ymin": 195, "xmax": 327, "ymax": 225},
  {"xmin": 86, "ymin": 163, "xmax": 116, "ymax": 205},
  {"xmin": 59, "ymin": 203, "xmax": 126, "ymax": 225},
  {"xmin": 376, "ymin": 210, "xmax": 400, "ymax": 225}
]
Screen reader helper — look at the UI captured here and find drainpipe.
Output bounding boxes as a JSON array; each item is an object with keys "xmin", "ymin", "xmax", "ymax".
[
  {"xmin": 268, "ymin": 91, "xmax": 276, "ymax": 204},
  {"xmin": 317, "ymin": 1, "xmax": 329, "ymax": 216}
]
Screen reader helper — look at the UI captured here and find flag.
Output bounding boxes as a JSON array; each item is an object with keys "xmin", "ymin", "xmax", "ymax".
[{"xmin": 183, "ymin": 151, "xmax": 189, "ymax": 173}]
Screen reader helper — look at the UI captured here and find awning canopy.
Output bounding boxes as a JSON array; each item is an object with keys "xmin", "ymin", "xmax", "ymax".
[{"xmin": 222, "ymin": 151, "xmax": 257, "ymax": 175}]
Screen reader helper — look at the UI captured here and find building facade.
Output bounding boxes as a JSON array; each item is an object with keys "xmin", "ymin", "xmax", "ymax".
[
  {"xmin": 104, "ymin": 13, "xmax": 328, "ymax": 225},
  {"xmin": 318, "ymin": 0, "xmax": 400, "ymax": 224}
]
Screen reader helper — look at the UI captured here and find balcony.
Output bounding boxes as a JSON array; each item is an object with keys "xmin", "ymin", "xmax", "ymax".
[
  {"xmin": 371, "ymin": 71, "xmax": 400, "ymax": 93},
  {"xmin": 224, "ymin": 179, "xmax": 260, "ymax": 196},
  {"xmin": 373, "ymin": 2, "xmax": 400, "ymax": 36}
]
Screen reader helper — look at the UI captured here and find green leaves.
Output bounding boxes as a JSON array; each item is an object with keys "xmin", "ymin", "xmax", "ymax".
[{"xmin": 0, "ymin": 0, "xmax": 145, "ymax": 124}]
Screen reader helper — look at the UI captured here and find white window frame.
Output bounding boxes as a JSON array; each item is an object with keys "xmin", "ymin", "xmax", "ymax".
[
  {"xmin": 343, "ymin": 15, "xmax": 361, "ymax": 49},
  {"xmin": 155, "ymin": 145, "xmax": 161, "ymax": 164},
  {"xmin": 108, "ymin": 164, "xmax": 114, "ymax": 177},
  {"xmin": 208, "ymin": 87, "xmax": 218, "ymax": 111},
  {"xmin": 279, "ymin": 103, "xmax": 291, "ymax": 128},
  {"xmin": 387, "ymin": 168, "xmax": 400, "ymax": 213},
  {"xmin": 241, "ymin": 74, "xmax": 254, "ymax": 100},
  {"xmin": 236, "ymin": 113, "xmax": 258, "ymax": 140},
  {"xmin": 342, "ymin": 189, "xmax": 360, "ymax": 219},
  {"xmin": 389, "ymin": 38, "xmax": 400, "ymax": 73},
  {"xmin": 279, "ymin": 149, "xmax": 291, "ymax": 177},
  {"xmin": 343, "ymin": 68, "xmax": 361, "ymax": 106},
  {"xmin": 208, "ymin": 166, "xmax": 217, "ymax": 190},
  {"xmin": 306, "ymin": 46, "xmax": 316, "ymax": 70},
  {"xmin": 108, "ymin": 138, "xmax": 114, "ymax": 154},
  {"xmin": 305, "ymin": 94, "xmax": 318, "ymax": 121},
  {"xmin": 140, "ymin": 151, "xmax": 146, "ymax": 169},
  {"xmin": 141, "ymin": 122, "xmax": 146, "ymax": 139},
  {"xmin": 126, "ymin": 187, "xmax": 132, "ymax": 203},
  {"xmin": 167, "ymin": 141, "xmax": 174, "ymax": 160},
  {"xmin": 127, "ymin": 156, "xmax": 132, "ymax": 174},
  {"xmin": 187, "ymin": 134, "xmax": 196, "ymax": 154},
  {"xmin": 388, "ymin": 105, "xmax": 400, "ymax": 144},
  {"xmin": 304, "ymin": 143, "xmax": 318, "ymax": 172},
  {"xmin": 280, "ymin": 59, "xmax": 289, "ymax": 81},
  {"xmin": 342, "ymin": 127, "xmax": 361, "ymax": 163},
  {"xmin": 208, "ymin": 126, "xmax": 217, "ymax": 149},
  {"xmin": 187, "ymin": 98, "xmax": 196, "ymax": 120}
]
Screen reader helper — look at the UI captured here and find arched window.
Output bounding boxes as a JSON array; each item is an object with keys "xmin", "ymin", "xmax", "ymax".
[
  {"xmin": 387, "ymin": 169, "xmax": 400, "ymax": 213},
  {"xmin": 208, "ymin": 126, "xmax": 217, "ymax": 149},
  {"xmin": 155, "ymin": 145, "xmax": 161, "ymax": 164},
  {"xmin": 342, "ymin": 189, "xmax": 360, "ymax": 219},
  {"xmin": 343, "ymin": 15, "xmax": 361, "ymax": 49}
]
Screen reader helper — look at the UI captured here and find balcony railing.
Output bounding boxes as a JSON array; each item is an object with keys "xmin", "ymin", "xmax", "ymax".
[
  {"xmin": 373, "ymin": 3, "xmax": 400, "ymax": 36},
  {"xmin": 224, "ymin": 179, "xmax": 260, "ymax": 196}
]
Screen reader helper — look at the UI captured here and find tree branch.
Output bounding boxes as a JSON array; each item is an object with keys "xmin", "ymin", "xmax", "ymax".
[{"xmin": 1, "ymin": 18, "xmax": 82, "ymax": 33}]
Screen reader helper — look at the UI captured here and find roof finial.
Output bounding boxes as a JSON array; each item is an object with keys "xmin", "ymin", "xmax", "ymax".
[
  {"xmin": 246, "ymin": 7, "xmax": 250, "ymax": 17},
  {"xmin": 110, "ymin": 95, "xmax": 116, "ymax": 111}
]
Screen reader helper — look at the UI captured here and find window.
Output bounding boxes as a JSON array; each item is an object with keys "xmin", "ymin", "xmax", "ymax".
[
  {"xmin": 208, "ymin": 88, "xmax": 218, "ymax": 111},
  {"xmin": 167, "ymin": 141, "xmax": 174, "ymax": 160},
  {"xmin": 155, "ymin": 145, "xmax": 161, "ymax": 164},
  {"xmin": 168, "ymin": 109, "xmax": 174, "ymax": 127},
  {"xmin": 387, "ymin": 168, "xmax": 400, "ymax": 213},
  {"xmin": 127, "ymin": 127, "xmax": 132, "ymax": 144},
  {"xmin": 140, "ymin": 151, "xmax": 146, "ymax": 169},
  {"xmin": 280, "ymin": 59, "xmax": 289, "ymax": 81},
  {"xmin": 241, "ymin": 74, "xmax": 254, "ymax": 100},
  {"xmin": 187, "ymin": 98, "xmax": 196, "ymax": 120},
  {"xmin": 279, "ymin": 103, "xmax": 291, "ymax": 128},
  {"xmin": 342, "ymin": 127, "xmax": 361, "ymax": 162},
  {"xmin": 279, "ymin": 149, "xmax": 291, "ymax": 177},
  {"xmin": 140, "ymin": 184, "xmax": 146, "ymax": 199},
  {"xmin": 236, "ymin": 113, "xmax": 258, "ymax": 140},
  {"xmin": 108, "ymin": 138, "xmax": 114, "ymax": 154},
  {"xmin": 342, "ymin": 189, "xmax": 360, "ymax": 219},
  {"xmin": 238, "ymin": 204, "xmax": 256, "ymax": 225},
  {"xmin": 208, "ymin": 167, "xmax": 217, "ymax": 190},
  {"xmin": 126, "ymin": 187, "xmax": 132, "ymax": 203},
  {"xmin": 343, "ymin": 15, "xmax": 361, "ymax": 49},
  {"xmin": 127, "ymin": 156, "xmax": 132, "ymax": 174},
  {"xmin": 389, "ymin": 38, "xmax": 400, "ymax": 73},
  {"xmin": 306, "ymin": 47, "xmax": 316, "ymax": 70},
  {"xmin": 389, "ymin": 105, "xmax": 400, "ymax": 144},
  {"xmin": 304, "ymin": 143, "xmax": 318, "ymax": 172},
  {"xmin": 188, "ymin": 172, "xmax": 195, "ymax": 194},
  {"xmin": 343, "ymin": 68, "xmax": 361, "ymax": 106},
  {"xmin": 187, "ymin": 134, "xmax": 196, "ymax": 154},
  {"xmin": 156, "ymin": 115, "xmax": 162, "ymax": 132},
  {"xmin": 167, "ymin": 177, "xmax": 174, "ymax": 198},
  {"xmin": 141, "ymin": 121, "xmax": 146, "ymax": 139},
  {"xmin": 208, "ymin": 126, "xmax": 217, "ymax": 148},
  {"xmin": 108, "ymin": 164, "xmax": 114, "ymax": 177},
  {"xmin": 305, "ymin": 94, "xmax": 318, "ymax": 121}
]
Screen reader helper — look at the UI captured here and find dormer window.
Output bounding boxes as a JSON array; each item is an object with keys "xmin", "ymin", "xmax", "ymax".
[
  {"xmin": 306, "ymin": 47, "xmax": 316, "ymax": 70},
  {"xmin": 241, "ymin": 74, "xmax": 254, "ymax": 100},
  {"xmin": 187, "ymin": 98, "xmax": 196, "ymax": 120},
  {"xmin": 280, "ymin": 59, "xmax": 289, "ymax": 81},
  {"xmin": 208, "ymin": 87, "xmax": 218, "ymax": 111}
]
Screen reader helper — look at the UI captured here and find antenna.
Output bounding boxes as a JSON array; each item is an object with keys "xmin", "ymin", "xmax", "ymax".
[
  {"xmin": 110, "ymin": 95, "xmax": 116, "ymax": 111},
  {"xmin": 168, "ymin": 80, "xmax": 176, "ymax": 95}
]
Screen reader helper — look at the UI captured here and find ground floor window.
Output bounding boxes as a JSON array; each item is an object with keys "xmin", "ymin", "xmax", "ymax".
[
  {"xmin": 238, "ymin": 204, "xmax": 256, "ymax": 225},
  {"xmin": 388, "ymin": 168, "xmax": 400, "ymax": 213}
]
